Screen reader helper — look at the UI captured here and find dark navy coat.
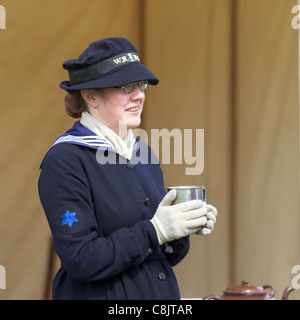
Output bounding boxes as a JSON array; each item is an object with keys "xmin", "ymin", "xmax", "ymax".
[{"xmin": 38, "ymin": 122, "xmax": 189, "ymax": 300}]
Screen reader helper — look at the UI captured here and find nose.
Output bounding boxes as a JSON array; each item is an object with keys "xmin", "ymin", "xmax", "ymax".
[{"xmin": 130, "ymin": 84, "xmax": 145, "ymax": 99}]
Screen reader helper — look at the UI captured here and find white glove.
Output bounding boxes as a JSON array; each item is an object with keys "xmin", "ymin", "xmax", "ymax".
[
  {"xmin": 150, "ymin": 189, "xmax": 208, "ymax": 245},
  {"xmin": 196, "ymin": 204, "xmax": 218, "ymax": 235}
]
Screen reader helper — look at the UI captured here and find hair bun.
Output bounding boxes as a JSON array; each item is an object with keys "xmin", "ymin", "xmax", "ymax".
[{"xmin": 65, "ymin": 93, "xmax": 81, "ymax": 118}]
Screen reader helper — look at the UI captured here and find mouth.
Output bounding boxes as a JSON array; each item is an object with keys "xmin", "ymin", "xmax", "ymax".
[{"xmin": 125, "ymin": 106, "xmax": 139, "ymax": 113}]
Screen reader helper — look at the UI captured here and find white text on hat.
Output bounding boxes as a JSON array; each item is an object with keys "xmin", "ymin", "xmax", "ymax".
[{"xmin": 113, "ymin": 53, "xmax": 140, "ymax": 65}]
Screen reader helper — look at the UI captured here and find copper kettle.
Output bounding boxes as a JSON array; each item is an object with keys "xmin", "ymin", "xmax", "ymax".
[{"xmin": 203, "ymin": 280, "xmax": 295, "ymax": 300}]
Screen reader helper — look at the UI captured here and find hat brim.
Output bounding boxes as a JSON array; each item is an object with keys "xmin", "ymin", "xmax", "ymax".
[{"xmin": 59, "ymin": 63, "xmax": 159, "ymax": 92}]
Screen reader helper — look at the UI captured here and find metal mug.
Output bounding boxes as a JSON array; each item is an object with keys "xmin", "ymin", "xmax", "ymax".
[{"xmin": 166, "ymin": 186, "xmax": 206, "ymax": 205}]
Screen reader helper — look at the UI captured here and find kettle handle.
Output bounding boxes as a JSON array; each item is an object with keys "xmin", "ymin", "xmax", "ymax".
[
  {"xmin": 282, "ymin": 286, "xmax": 295, "ymax": 300},
  {"xmin": 262, "ymin": 285, "xmax": 276, "ymax": 298},
  {"xmin": 203, "ymin": 295, "xmax": 223, "ymax": 300}
]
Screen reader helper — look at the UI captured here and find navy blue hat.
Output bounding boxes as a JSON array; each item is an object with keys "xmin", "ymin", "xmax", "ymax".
[{"xmin": 60, "ymin": 37, "xmax": 159, "ymax": 92}]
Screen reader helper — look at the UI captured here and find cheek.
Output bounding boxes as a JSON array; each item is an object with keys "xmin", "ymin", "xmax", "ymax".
[{"xmin": 105, "ymin": 97, "xmax": 126, "ymax": 116}]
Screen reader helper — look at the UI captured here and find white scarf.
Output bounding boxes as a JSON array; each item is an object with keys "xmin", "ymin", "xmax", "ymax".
[{"xmin": 80, "ymin": 111, "xmax": 135, "ymax": 160}]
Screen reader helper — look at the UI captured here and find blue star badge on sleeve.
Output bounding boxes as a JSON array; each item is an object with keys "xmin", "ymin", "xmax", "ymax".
[{"xmin": 61, "ymin": 210, "xmax": 79, "ymax": 228}]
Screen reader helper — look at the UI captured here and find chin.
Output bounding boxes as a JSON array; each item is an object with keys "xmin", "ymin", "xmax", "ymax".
[{"xmin": 127, "ymin": 119, "xmax": 141, "ymax": 130}]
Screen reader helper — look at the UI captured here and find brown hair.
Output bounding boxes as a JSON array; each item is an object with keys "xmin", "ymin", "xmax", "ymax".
[{"xmin": 64, "ymin": 89, "xmax": 103, "ymax": 118}]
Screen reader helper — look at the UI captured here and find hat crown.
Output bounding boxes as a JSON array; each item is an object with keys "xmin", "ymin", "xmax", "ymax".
[
  {"xmin": 59, "ymin": 37, "xmax": 158, "ymax": 92},
  {"xmin": 63, "ymin": 37, "xmax": 137, "ymax": 71}
]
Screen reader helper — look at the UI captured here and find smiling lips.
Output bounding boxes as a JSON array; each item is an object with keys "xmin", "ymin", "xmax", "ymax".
[{"xmin": 126, "ymin": 106, "xmax": 139, "ymax": 112}]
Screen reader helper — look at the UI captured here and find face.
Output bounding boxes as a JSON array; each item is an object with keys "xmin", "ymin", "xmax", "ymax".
[{"xmin": 86, "ymin": 84, "xmax": 145, "ymax": 137}]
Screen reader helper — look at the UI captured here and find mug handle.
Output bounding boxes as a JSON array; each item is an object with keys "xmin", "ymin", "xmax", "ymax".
[
  {"xmin": 282, "ymin": 286, "xmax": 295, "ymax": 300},
  {"xmin": 263, "ymin": 285, "xmax": 276, "ymax": 298}
]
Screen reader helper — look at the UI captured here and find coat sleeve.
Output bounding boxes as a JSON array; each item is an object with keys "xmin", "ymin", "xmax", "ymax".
[
  {"xmin": 164, "ymin": 237, "xmax": 190, "ymax": 267},
  {"xmin": 38, "ymin": 145, "xmax": 161, "ymax": 282}
]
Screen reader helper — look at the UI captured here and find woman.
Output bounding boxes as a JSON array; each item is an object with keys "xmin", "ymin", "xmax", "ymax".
[{"xmin": 38, "ymin": 37, "xmax": 217, "ymax": 300}]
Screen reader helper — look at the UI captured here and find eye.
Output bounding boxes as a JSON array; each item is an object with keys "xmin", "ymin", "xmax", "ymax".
[
  {"xmin": 119, "ymin": 81, "xmax": 149, "ymax": 94},
  {"xmin": 138, "ymin": 81, "xmax": 148, "ymax": 91},
  {"xmin": 122, "ymin": 83, "xmax": 135, "ymax": 94}
]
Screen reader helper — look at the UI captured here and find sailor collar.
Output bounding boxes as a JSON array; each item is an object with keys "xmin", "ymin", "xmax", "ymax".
[{"xmin": 39, "ymin": 121, "xmax": 138, "ymax": 169}]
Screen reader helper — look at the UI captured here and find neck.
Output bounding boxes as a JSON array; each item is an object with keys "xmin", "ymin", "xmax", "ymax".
[
  {"xmin": 82, "ymin": 111, "xmax": 128, "ymax": 138},
  {"xmin": 80, "ymin": 111, "xmax": 135, "ymax": 160}
]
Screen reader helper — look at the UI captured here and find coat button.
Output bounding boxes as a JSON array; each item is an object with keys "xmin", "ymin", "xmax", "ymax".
[
  {"xmin": 147, "ymin": 248, "xmax": 153, "ymax": 254},
  {"xmin": 126, "ymin": 161, "xmax": 134, "ymax": 170},
  {"xmin": 158, "ymin": 272, "xmax": 166, "ymax": 281},
  {"xmin": 163, "ymin": 244, "xmax": 174, "ymax": 255},
  {"xmin": 144, "ymin": 197, "xmax": 150, "ymax": 206}
]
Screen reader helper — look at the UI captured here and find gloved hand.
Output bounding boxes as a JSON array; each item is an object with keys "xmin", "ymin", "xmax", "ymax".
[
  {"xmin": 196, "ymin": 204, "xmax": 218, "ymax": 235},
  {"xmin": 150, "ymin": 189, "xmax": 208, "ymax": 245}
]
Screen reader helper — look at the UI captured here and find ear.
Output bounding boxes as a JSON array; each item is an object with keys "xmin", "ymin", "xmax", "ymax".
[{"xmin": 81, "ymin": 90, "xmax": 98, "ymax": 108}]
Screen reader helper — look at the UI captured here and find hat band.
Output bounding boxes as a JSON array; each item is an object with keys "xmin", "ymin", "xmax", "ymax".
[{"xmin": 69, "ymin": 52, "xmax": 140, "ymax": 84}]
